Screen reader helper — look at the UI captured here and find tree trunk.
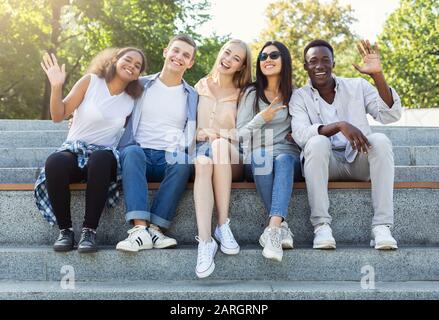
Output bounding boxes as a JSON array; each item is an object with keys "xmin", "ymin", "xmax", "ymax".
[{"xmin": 40, "ymin": 0, "xmax": 69, "ymax": 120}]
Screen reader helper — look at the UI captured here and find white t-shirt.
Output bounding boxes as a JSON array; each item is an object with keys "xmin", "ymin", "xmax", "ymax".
[
  {"xmin": 318, "ymin": 96, "xmax": 349, "ymax": 150},
  {"xmin": 67, "ymin": 74, "xmax": 134, "ymax": 147},
  {"xmin": 135, "ymin": 78, "xmax": 187, "ymax": 151}
]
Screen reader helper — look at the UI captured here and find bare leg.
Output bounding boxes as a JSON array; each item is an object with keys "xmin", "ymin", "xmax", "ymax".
[
  {"xmin": 194, "ymin": 156, "xmax": 214, "ymax": 241},
  {"xmin": 212, "ymin": 138, "xmax": 238, "ymax": 226}
]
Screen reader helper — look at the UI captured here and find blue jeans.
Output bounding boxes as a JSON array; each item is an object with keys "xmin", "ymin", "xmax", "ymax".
[
  {"xmin": 250, "ymin": 149, "xmax": 301, "ymax": 220},
  {"xmin": 120, "ymin": 145, "xmax": 193, "ymax": 229}
]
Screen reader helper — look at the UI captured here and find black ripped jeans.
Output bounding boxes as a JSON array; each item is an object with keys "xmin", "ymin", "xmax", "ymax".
[{"xmin": 44, "ymin": 150, "xmax": 117, "ymax": 230}]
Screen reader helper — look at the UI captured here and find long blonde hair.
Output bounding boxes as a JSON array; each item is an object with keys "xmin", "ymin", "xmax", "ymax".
[{"xmin": 210, "ymin": 39, "xmax": 252, "ymax": 89}]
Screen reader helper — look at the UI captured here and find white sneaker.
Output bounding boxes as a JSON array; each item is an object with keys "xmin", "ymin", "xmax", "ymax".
[
  {"xmin": 214, "ymin": 218, "xmax": 240, "ymax": 255},
  {"xmin": 148, "ymin": 224, "xmax": 177, "ymax": 249},
  {"xmin": 313, "ymin": 223, "xmax": 336, "ymax": 249},
  {"xmin": 259, "ymin": 221, "xmax": 294, "ymax": 249},
  {"xmin": 370, "ymin": 225, "xmax": 398, "ymax": 250},
  {"xmin": 195, "ymin": 236, "xmax": 218, "ymax": 278},
  {"xmin": 261, "ymin": 227, "xmax": 283, "ymax": 262},
  {"xmin": 116, "ymin": 225, "xmax": 153, "ymax": 252}
]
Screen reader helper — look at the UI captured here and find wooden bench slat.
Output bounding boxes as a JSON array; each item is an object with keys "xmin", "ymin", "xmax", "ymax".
[{"xmin": 1, "ymin": 181, "xmax": 438, "ymax": 191}]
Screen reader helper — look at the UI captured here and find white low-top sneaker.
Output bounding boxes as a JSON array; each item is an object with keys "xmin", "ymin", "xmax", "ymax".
[
  {"xmin": 214, "ymin": 218, "xmax": 240, "ymax": 255},
  {"xmin": 148, "ymin": 224, "xmax": 177, "ymax": 249},
  {"xmin": 313, "ymin": 223, "xmax": 336, "ymax": 249},
  {"xmin": 259, "ymin": 221, "xmax": 294, "ymax": 249},
  {"xmin": 261, "ymin": 227, "xmax": 283, "ymax": 262},
  {"xmin": 370, "ymin": 225, "xmax": 398, "ymax": 250},
  {"xmin": 116, "ymin": 225, "xmax": 153, "ymax": 252},
  {"xmin": 195, "ymin": 236, "xmax": 218, "ymax": 279}
]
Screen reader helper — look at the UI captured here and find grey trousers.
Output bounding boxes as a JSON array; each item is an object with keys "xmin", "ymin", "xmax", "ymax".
[{"xmin": 303, "ymin": 133, "xmax": 394, "ymax": 227}]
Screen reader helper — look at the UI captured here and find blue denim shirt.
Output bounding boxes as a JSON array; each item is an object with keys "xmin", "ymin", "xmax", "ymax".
[{"xmin": 118, "ymin": 73, "xmax": 198, "ymax": 156}]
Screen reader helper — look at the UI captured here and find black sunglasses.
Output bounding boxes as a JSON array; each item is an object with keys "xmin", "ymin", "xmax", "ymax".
[{"xmin": 259, "ymin": 51, "xmax": 281, "ymax": 61}]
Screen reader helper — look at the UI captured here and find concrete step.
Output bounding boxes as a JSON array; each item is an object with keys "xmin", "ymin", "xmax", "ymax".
[
  {"xmin": 372, "ymin": 126, "xmax": 439, "ymax": 146},
  {"xmin": 0, "ymin": 123, "xmax": 438, "ymax": 147},
  {"xmin": 1, "ymin": 279, "xmax": 438, "ymax": 300},
  {"xmin": 0, "ymin": 245, "xmax": 438, "ymax": 282},
  {"xmin": 2, "ymin": 166, "xmax": 438, "ymax": 183},
  {"xmin": 0, "ymin": 120, "xmax": 68, "ymax": 131},
  {"xmin": 0, "ymin": 131, "xmax": 67, "ymax": 148},
  {"xmin": 0, "ymin": 189, "xmax": 438, "ymax": 246},
  {"xmin": 1, "ymin": 146, "xmax": 438, "ymax": 167}
]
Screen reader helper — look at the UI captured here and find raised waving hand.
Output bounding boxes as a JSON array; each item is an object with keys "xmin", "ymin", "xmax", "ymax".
[{"xmin": 41, "ymin": 52, "xmax": 66, "ymax": 87}]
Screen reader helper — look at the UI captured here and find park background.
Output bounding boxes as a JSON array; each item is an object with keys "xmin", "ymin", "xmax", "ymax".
[{"xmin": 0, "ymin": 0, "xmax": 437, "ymax": 121}]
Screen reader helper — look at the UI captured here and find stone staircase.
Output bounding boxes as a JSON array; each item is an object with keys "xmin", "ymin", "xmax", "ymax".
[{"xmin": 0, "ymin": 120, "xmax": 438, "ymax": 300}]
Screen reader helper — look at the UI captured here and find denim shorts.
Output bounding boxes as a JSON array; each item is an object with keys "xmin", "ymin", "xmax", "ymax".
[
  {"xmin": 195, "ymin": 141, "xmax": 213, "ymax": 158},
  {"xmin": 195, "ymin": 140, "xmax": 243, "ymax": 163}
]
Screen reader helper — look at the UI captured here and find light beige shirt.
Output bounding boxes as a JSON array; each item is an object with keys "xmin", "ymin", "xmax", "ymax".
[
  {"xmin": 195, "ymin": 77, "xmax": 239, "ymax": 142},
  {"xmin": 290, "ymin": 75, "xmax": 402, "ymax": 162}
]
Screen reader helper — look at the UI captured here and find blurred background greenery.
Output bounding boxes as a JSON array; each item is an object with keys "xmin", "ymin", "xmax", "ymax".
[{"xmin": 0, "ymin": 0, "xmax": 437, "ymax": 119}]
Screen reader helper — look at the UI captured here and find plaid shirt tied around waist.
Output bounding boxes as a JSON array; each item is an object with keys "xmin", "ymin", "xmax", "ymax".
[{"xmin": 34, "ymin": 140, "xmax": 122, "ymax": 225}]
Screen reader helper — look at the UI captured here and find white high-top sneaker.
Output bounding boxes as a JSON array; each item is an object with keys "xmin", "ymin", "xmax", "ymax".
[
  {"xmin": 313, "ymin": 223, "xmax": 336, "ymax": 249},
  {"xmin": 259, "ymin": 222, "xmax": 294, "ymax": 249},
  {"xmin": 148, "ymin": 224, "xmax": 177, "ymax": 249},
  {"xmin": 116, "ymin": 225, "xmax": 153, "ymax": 252},
  {"xmin": 371, "ymin": 225, "xmax": 398, "ymax": 250},
  {"xmin": 195, "ymin": 236, "xmax": 218, "ymax": 279},
  {"xmin": 214, "ymin": 218, "xmax": 240, "ymax": 255}
]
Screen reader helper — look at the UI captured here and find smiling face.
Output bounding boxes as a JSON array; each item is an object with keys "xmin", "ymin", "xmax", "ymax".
[
  {"xmin": 115, "ymin": 51, "xmax": 143, "ymax": 82},
  {"xmin": 304, "ymin": 46, "xmax": 335, "ymax": 88},
  {"xmin": 216, "ymin": 43, "xmax": 247, "ymax": 76},
  {"xmin": 260, "ymin": 45, "xmax": 282, "ymax": 77},
  {"xmin": 163, "ymin": 40, "xmax": 195, "ymax": 75}
]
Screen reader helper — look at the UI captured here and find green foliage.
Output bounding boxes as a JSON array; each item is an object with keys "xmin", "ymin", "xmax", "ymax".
[
  {"xmin": 0, "ymin": 0, "xmax": 216, "ymax": 119},
  {"xmin": 254, "ymin": 0, "xmax": 360, "ymax": 87},
  {"xmin": 185, "ymin": 33, "xmax": 230, "ymax": 85},
  {"xmin": 379, "ymin": 0, "xmax": 438, "ymax": 108}
]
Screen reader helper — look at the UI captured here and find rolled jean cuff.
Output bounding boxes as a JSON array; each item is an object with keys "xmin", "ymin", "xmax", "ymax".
[
  {"xmin": 372, "ymin": 222, "xmax": 394, "ymax": 228},
  {"xmin": 269, "ymin": 212, "xmax": 287, "ymax": 220},
  {"xmin": 310, "ymin": 217, "xmax": 332, "ymax": 227},
  {"xmin": 125, "ymin": 210, "xmax": 151, "ymax": 223},
  {"xmin": 150, "ymin": 213, "xmax": 172, "ymax": 229}
]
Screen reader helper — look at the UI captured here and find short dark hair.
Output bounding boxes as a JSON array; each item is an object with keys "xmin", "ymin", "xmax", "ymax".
[
  {"xmin": 167, "ymin": 34, "xmax": 197, "ymax": 60},
  {"xmin": 303, "ymin": 39, "xmax": 334, "ymax": 62}
]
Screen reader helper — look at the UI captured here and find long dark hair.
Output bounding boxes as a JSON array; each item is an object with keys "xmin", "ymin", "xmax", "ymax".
[
  {"xmin": 87, "ymin": 47, "xmax": 147, "ymax": 98},
  {"xmin": 238, "ymin": 41, "xmax": 293, "ymax": 115}
]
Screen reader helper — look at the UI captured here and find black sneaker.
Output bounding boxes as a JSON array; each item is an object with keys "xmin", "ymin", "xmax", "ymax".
[
  {"xmin": 53, "ymin": 229, "xmax": 75, "ymax": 252},
  {"xmin": 78, "ymin": 228, "xmax": 97, "ymax": 253}
]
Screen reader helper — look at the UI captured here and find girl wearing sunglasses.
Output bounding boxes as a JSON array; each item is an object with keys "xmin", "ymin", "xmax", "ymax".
[{"xmin": 237, "ymin": 40, "xmax": 301, "ymax": 262}]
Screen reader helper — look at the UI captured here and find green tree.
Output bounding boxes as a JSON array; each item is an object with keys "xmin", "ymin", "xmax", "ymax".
[
  {"xmin": 379, "ymin": 0, "xmax": 438, "ymax": 108},
  {"xmin": 255, "ymin": 0, "xmax": 359, "ymax": 87},
  {"xmin": 185, "ymin": 33, "xmax": 230, "ymax": 85},
  {"xmin": 0, "ymin": 0, "xmax": 213, "ymax": 119}
]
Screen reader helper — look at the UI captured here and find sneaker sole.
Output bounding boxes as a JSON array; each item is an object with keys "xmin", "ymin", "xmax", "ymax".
[
  {"xmin": 313, "ymin": 242, "xmax": 336, "ymax": 250},
  {"xmin": 262, "ymin": 247, "xmax": 282, "ymax": 262},
  {"xmin": 78, "ymin": 246, "xmax": 98, "ymax": 254},
  {"xmin": 219, "ymin": 245, "xmax": 240, "ymax": 255},
  {"xmin": 53, "ymin": 245, "xmax": 74, "ymax": 252},
  {"xmin": 370, "ymin": 240, "xmax": 398, "ymax": 250},
  {"xmin": 153, "ymin": 241, "xmax": 178, "ymax": 249},
  {"xmin": 116, "ymin": 244, "xmax": 153, "ymax": 252},
  {"xmin": 196, "ymin": 261, "xmax": 216, "ymax": 279},
  {"xmin": 259, "ymin": 237, "xmax": 265, "ymax": 248},
  {"xmin": 260, "ymin": 236, "xmax": 294, "ymax": 249}
]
